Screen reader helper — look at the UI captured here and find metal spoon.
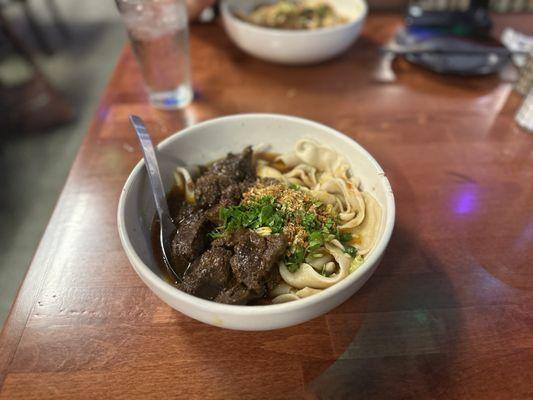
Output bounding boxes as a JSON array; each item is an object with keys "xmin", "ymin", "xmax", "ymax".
[{"xmin": 129, "ymin": 115, "xmax": 181, "ymax": 283}]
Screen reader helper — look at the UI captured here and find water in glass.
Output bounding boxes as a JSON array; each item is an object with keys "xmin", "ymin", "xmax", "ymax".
[{"xmin": 119, "ymin": 0, "xmax": 192, "ymax": 109}]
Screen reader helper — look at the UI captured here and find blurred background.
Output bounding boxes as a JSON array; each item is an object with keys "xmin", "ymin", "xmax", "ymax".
[
  {"xmin": 0, "ymin": 1, "xmax": 124, "ymax": 326},
  {"xmin": 0, "ymin": 0, "xmax": 531, "ymax": 328}
]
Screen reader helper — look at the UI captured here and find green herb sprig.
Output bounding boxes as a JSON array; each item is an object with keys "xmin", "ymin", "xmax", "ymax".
[
  {"xmin": 283, "ymin": 211, "xmax": 359, "ymax": 272},
  {"xmin": 209, "ymin": 196, "xmax": 286, "ymax": 238}
]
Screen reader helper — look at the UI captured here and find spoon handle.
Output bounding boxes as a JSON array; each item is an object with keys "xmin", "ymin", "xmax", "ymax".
[{"xmin": 129, "ymin": 115, "xmax": 171, "ymax": 222}]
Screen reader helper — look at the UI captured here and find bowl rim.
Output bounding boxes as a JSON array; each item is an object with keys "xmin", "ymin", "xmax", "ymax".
[
  {"xmin": 220, "ymin": 0, "xmax": 368, "ymax": 37},
  {"xmin": 117, "ymin": 113, "xmax": 395, "ymax": 317}
]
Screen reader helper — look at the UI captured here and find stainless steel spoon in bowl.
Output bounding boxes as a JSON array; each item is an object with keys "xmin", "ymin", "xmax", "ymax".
[{"xmin": 129, "ymin": 115, "xmax": 181, "ymax": 283}]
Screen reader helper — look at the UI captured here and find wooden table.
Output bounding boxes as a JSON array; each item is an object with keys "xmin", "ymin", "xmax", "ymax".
[{"xmin": 1, "ymin": 14, "xmax": 532, "ymax": 399}]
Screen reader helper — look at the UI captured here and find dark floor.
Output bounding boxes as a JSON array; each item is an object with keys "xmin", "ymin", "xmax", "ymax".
[{"xmin": 0, "ymin": 1, "xmax": 125, "ymax": 327}]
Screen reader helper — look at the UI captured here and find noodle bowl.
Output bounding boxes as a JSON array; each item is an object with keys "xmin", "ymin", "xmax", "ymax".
[{"xmin": 118, "ymin": 113, "xmax": 394, "ymax": 330}]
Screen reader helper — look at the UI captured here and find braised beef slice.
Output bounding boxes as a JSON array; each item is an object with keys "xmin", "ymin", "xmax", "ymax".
[
  {"xmin": 211, "ymin": 229, "xmax": 242, "ymax": 249},
  {"xmin": 215, "ymin": 281, "xmax": 254, "ymax": 305},
  {"xmin": 194, "ymin": 147, "xmax": 255, "ymax": 209},
  {"xmin": 194, "ymin": 175, "xmax": 233, "ymax": 209},
  {"xmin": 205, "ymin": 181, "xmax": 254, "ymax": 225},
  {"xmin": 178, "ymin": 247, "xmax": 232, "ymax": 300},
  {"xmin": 266, "ymin": 267, "xmax": 283, "ymax": 293},
  {"xmin": 209, "ymin": 146, "xmax": 255, "ymax": 182},
  {"xmin": 221, "ymin": 182, "xmax": 246, "ymax": 205},
  {"xmin": 212, "ymin": 229, "xmax": 287, "ymax": 299},
  {"xmin": 171, "ymin": 208, "xmax": 212, "ymax": 265},
  {"xmin": 230, "ymin": 231, "xmax": 288, "ymax": 293},
  {"xmin": 176, "ymin": 228, "xmax": 287, "ymax": 305},
  {"xmin": 176, "ymin": 202, "xmax": 195, "ymax": 222}
]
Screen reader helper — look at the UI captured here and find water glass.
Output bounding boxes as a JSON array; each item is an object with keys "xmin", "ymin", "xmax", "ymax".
[{"xmin": 116, "ymin": 0, "xmax": 193, "ymax": 109}]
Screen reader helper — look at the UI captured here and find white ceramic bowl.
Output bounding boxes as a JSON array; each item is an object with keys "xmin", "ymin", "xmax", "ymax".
[
  {"xmin": 220, "ymin": 0, "xmax": 367, "ymax": 65},
  {"xmin": 117, "ymin": 114, "xmax": 394, "ymax": 331}
]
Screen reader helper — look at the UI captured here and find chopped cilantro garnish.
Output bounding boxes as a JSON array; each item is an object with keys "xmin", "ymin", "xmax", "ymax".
[
  {"xmin": 339, "ymin": 232, "xmax": 352, "ymax": 242},
  {"xmin": 259, "ymin": 203, "xmax": 274, "ymax": 224},
  {"xmin": 285, "ymin": 248, "xmax": 305, "ymax": 272},
  {"xmin": 299, "ymin": 211, "xmax": 320, "ymax": 232},
  {"xmin": 307, "ymin": 231, "xmax": 324, "ymax": 251},
  {"xmin": 344, "ymin": 245, "xmax": 358, "ymax": 257},
  {"xmin": 289, "ymin": 182, "xmax": 300, "ymax": 190},
  {"xmin": 216, "ymin": 195, "xmax": 285, "ymax": 234}
]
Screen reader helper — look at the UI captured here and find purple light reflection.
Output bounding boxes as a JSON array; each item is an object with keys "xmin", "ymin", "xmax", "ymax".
[
  {"xmin": 97, "ymin": 104, "xmax": 110, "ymax": 121},
  {"xmin": 451, "ymin": 184, "xmax": 479, "ymax": 215}
]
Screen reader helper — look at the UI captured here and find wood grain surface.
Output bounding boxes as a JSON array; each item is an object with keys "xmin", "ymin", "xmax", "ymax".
[{"xmin": 1, "ymin": 14, "xmax": 532, "ymax": 400}]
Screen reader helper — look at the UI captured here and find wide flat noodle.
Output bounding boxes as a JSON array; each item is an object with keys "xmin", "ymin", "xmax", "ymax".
[
  {"xmin": 305, "ymin": 252, "xmax": 334, "ymax": 270},
  {"xmin": 294, "ymin": 139, "xmax": 351, "ymax": 179},
  {"xmin": 295, "ymin": 287, "xmax": 323, "ymax": 298},
  {"xmin": 257, "ymin": 161, "xmax": 286, "ymax": 181},
  {"xmin": 319, "ymin": 178, "xmax": 366, "ymax": 230},
  {"xmin": 274, "ymin": 152, "xmax": 301, "ymax": 170},
  {"xmin": 275, "ymin": 138, "xmax": 351, "ymax": 179},
  {"xmin": 309, "ymin": 189, "xmax": 337, "ymax": 205},
  {"xmin": 270, "ymin": 282, "xmax": 293, "ymax": 297},
  {"xmin": 271, "ymin": 284, "xmax": 323, "ymax": 304},
  {"xmin": 348, "ymin": 192, "xmax": 381, "ymax": 255},
  {"xmin": 279, "ymin": 242, "xmax": 351, "ymax": 289},
  {"xmin": 285, "ymin": 164, "xmax": 319, "ymax": 188},
  {"xmin": 272, "ymin": 293, "xmax": 300, "ymax": 304},
  {"xmin": 174, "ymin": 167, "xmax": 195, "ymax": 204}
]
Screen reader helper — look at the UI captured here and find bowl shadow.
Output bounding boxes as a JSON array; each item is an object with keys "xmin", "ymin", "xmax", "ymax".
[{"xmin": 303, "ymin": 224, "xmax": 463, "ymax": 399}]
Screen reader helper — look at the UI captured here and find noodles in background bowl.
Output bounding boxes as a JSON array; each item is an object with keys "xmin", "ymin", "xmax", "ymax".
[{"xmin": 236, "ymin": 0, "xmax": 349, "ymax": 30}]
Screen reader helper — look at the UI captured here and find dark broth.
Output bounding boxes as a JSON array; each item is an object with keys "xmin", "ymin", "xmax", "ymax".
[{"xmin": 150, "ymin": 185, "xmax": 187, "ymax": 284}]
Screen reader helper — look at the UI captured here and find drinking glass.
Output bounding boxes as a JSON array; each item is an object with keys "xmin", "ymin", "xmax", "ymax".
[{"xmin": 116, "ymin": 0, "xmax": 193, "ymax": 109}]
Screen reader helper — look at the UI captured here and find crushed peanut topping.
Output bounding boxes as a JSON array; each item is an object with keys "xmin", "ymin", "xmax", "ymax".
[
  {"xmin": 243, "ymin": 181, "xmax": 310, "ymax": 212},
  {"xmin": 242, "ymin": 180, "xmax": 331, "ymax": 247}
]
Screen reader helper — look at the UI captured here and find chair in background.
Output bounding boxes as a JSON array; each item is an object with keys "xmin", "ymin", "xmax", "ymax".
[
  {"xmin": 0, "ymin": 4, "xmax": 74, "ymax": 134},
  {"xmin": 0, "ymin": 0, "xmax": 69, "ymax": 55}
]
